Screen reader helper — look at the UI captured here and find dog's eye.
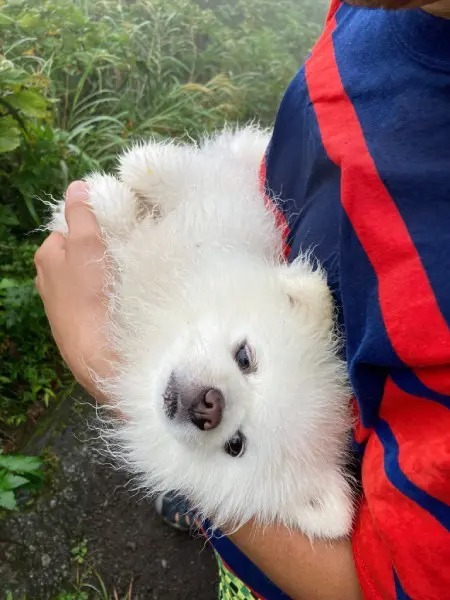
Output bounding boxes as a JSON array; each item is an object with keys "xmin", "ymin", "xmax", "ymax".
[
  {"xmin": 224, "ymin": 431, "xmax": 246, "ymax": 458},
  {"xmin": 234, "ymin": 343, "xmax": 255, "ymax": 374}
]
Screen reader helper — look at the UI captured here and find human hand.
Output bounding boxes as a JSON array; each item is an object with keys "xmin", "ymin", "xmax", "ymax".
[{"xmin": 35, "ymin": 181, "xmax": 116, "ymax": 404}]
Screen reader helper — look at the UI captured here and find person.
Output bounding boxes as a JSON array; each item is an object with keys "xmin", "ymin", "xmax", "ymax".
[{"xmin": 35, "ymin": 0, "xmax": 450, "ymax": 598}]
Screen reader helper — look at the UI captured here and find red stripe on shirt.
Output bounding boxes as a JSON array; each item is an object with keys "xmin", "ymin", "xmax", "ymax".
[
  {"xmin": 304, "ymin": 17, "xmax": 450, "ymax": 398},
  {"xmin": 362, "ymin": 431, "xmax": 450, "ymax": 600},
  {"xmin": 352, "ymin": 497, "xmax": 395, "ymax": 600},
  {"xmin": 325, "ymin": 0, "xmax": 341, "ymax": 24},
  {"xmin": 380, "ymin": 378, "xmax": 450, "ymax": 506},
  {"xmin": 259, "ymin": 158, "xmax": 291, "ymax": 258}
]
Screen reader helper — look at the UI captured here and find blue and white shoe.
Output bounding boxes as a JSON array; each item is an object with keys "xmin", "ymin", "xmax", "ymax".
[{"xmin": 154, "ymin": 492, "xmax": 196, "ymax": 532}]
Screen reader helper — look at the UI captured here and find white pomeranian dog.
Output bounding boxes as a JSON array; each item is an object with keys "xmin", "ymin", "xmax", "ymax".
[{"xmin": 49, "ymin": 126, "xmax": 353, "ymax": 539}]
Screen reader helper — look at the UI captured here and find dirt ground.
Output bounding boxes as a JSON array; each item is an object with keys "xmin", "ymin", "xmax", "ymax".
[{"xmin": 0, "ymin": 389, "xmax": 218, "ymax": 599}]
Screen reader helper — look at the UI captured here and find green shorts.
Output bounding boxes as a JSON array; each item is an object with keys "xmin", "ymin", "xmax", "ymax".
[{"xmin": 216, "ymin": 551, "xmax": 259, "ymax": 599}]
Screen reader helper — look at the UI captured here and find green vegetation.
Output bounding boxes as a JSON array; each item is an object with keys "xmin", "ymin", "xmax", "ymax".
[
  {"xmin": 54, "ymin": 545, "xmax": 136, "ymax": 600},
  {"xmin": 0, "ymin": 0, "xmax": 327, "ymax": 448},
  {"xmin": 0, "ymin": 449, "xmax": 43, "ymax": 509}
]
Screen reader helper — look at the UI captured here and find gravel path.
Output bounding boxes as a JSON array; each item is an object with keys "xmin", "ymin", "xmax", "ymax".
[{"xmin": 0, "ymin": 389, "xmax": 218, "ymax": 599}]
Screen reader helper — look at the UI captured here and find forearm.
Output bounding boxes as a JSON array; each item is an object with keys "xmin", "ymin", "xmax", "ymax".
[{"xmin": 229, "ymin": 523, "xmax": 362, "ymax": 600}]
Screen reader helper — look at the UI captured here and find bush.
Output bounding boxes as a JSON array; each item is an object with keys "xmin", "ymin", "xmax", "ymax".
[
  {"xmin": 0, "ymin": 239, "xmax": 72, "ymax": 430},
  {"xmin": 1, "ymin": 0, "xmax": 327, "ymax": 227},
  {"xmin": 0, "ymin": 450, "xmax": 43, "ymax": 510}
]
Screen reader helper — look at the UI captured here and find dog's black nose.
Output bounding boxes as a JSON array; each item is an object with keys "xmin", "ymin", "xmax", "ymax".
[{"xmin": 189, "ymin": 389, "xmax": 224, "ymax": 431}]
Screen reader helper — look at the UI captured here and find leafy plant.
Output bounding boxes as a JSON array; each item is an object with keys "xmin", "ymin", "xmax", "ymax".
[
  {"xmin": 0, "ymin": 0, "xmax": 328, "ymax": 230},
  {"xmin": 55, "ymin": 541, "xmax": 135, "ymax": 600},
  {"xmin": 71, "ymin": 539, "xmax": 89, "ymax": 566},
  {"xmin": 0, "ymin": 55, "xmax": 52, "ymax": 225},
  {"xmin": 0, "ymin": 239, "xmax": 70, "ymax": 430},
  {"xmin": 0, "ymin": 57, "xmax": 49, "ymax": 153},
  {"xmin": 0, "ymin": 449, "xmax": 43, "ymax": 510}
]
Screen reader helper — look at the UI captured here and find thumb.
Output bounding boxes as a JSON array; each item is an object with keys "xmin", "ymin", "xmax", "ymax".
[{"xmin": 64, "ymin": 180, "xmax": 100, "ymax": 240}]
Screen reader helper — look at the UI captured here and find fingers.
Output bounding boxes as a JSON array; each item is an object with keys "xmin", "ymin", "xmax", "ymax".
[
  {"xmin": 64, "ymin": 180, "xmax": 106, "ymax": 264},
  {"xmin": 34, "ymin": 230, "xmax": 66, "ymax": 266},
  {"xmin": 34, "ymin": 231, "xmax": 65, "ymax": 273},
  {"xmin": 64, "ymin": 180, "xmax": 99, "ymax": 241},
  {"xmin": 35, "ymin": 180, "xmax": 106, "ymax": 299},
  {"xmin": 34, "ymin": 231, "xmax": 65, "ymax": 296}
]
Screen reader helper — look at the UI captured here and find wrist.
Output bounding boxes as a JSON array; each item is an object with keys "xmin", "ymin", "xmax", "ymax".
[{"xmin": 61, "ymin": 330, "xmax": 117, "ymax": 405}]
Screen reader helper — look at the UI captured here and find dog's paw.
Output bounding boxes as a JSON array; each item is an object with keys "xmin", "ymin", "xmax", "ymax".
[
  {"xmin": 118, "ymin": 140, "xmax": 196, "ymax": 214},
  {"xmin": 48, "ymin": 174, "xmax": 139, "ymax": 238},
  {"xmin": 278, "ymin": 258, "xmax": 334, "ymax": 339},
  {"xmin": 84, "ymin": 173, "xmax": 139, "ymax": 236},
  {"xmin": 297, "ymin": 477, "xmax": 354, "ymax": 539},
  {"xmin": 202, "ymin": 125, "xmax": 271, "ymax": 175}
]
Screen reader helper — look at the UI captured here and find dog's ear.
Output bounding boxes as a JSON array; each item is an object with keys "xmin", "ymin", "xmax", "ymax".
[{"xmin": 278, "ymin": 258, "xmax": 334, "ymax": 335}]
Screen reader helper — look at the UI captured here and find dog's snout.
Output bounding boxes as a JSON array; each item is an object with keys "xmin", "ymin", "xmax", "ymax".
[
  {"xmin": 165, "ymin": 376, "xmax": 224, "ymax": 432},
  {"xmin": 189, "ymin": 389, "xmax": 224, "ymax": 431}
]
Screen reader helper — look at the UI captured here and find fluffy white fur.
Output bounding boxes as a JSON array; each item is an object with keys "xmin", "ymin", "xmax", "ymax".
[{"xmin": 48, "ymin": 126, "xmax": 353, "ymax": 539}]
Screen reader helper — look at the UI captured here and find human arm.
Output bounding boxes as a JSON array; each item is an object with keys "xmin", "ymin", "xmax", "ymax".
[
  {"xmin": 229, "ymin": 524, "xmax": 361, "ymax": 600},
  {"xmin": 34, "ymin": 181, "xmax": 116, "ymax": 405}
]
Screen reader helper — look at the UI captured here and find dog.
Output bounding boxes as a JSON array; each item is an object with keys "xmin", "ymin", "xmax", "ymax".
[{"xmin": 48, "ymin": 126, "xmax": 353, "ymax": 539}]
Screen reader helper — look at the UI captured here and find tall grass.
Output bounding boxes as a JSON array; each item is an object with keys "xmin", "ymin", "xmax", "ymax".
[{"xmin": 1, "ymin": 0, "xmax": 328, "ymax": 221}]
